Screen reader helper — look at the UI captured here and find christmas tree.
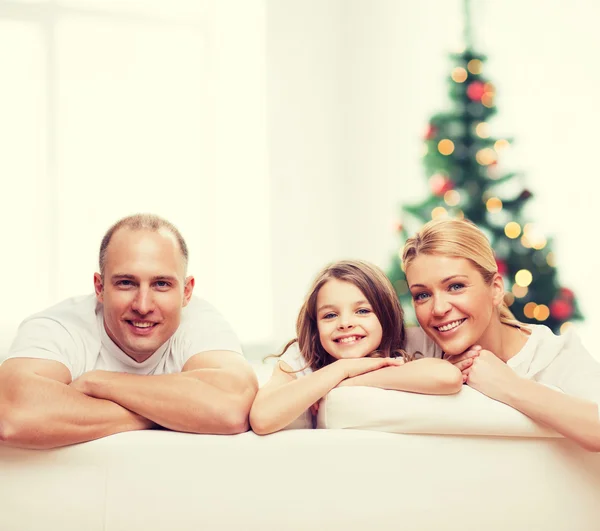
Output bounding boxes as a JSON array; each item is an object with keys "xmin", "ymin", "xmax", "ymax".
[{"xmin": 388, "ymin": 2, "xmax": 582, "ymax": 334}]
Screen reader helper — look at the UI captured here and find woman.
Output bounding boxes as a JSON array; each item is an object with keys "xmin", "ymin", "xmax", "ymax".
[{"xmin": 402, "ymin": 218, "xmax": 600, "ymax": 452}]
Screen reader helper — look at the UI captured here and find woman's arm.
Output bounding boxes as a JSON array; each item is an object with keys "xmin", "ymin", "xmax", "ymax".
[
  {"xmin": 249, "ymin": 357, "xmax": 403, "ymax": 435},
  {"xmin": 337, "ymin": 358, "xmax": 463, "ymax": 394},
  {"xmin": 455, "ymin": 349, "xmax": 600, "ymax": 452}
]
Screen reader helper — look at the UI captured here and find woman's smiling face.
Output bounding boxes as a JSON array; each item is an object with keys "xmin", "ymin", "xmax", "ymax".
[{"xmin": 406, "ymin": 254, "xmax": 504, "ymax": 356}]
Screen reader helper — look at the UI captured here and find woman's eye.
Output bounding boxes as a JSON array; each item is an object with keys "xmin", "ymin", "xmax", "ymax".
[
  {"xmin": 449, "ymin": 283, "xmax": 465, "ymax": 292},
  {"xmin": 413, "ymin": 292, "xmax": 429, "ymax": 302}
]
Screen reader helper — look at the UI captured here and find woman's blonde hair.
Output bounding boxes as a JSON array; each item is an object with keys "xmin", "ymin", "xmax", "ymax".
[
  {"xmin": 402, "ymin": 218, "xmax": 528, "ymax": 331},
  {"xmin": 275, "ymin": 260, "xmax": 412, "ymax": 372}
]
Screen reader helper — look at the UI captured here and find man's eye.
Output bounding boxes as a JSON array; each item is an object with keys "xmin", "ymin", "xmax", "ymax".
[
  {"xmin": 117, "ymin": 280, "xmax": 134, "ymax": 287},
  {"xmin": 155, "ymin": 281, "xmax": 171, "ymax": 288}
]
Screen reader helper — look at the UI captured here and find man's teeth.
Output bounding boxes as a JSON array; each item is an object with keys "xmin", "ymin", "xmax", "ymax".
[
  {"xmin": 338, "ymin": 336, "xmax": 363, "ymax": 344},
  {"xmin": 437, "ymin": 320, "xmax": 464, "ymax": 332},
  {"xmin": 132, "ymin": 321, "xmax": 154, "ymax": 328}
]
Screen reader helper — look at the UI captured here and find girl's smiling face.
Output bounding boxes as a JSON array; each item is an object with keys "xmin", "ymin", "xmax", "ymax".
[
  {"xmin": 406, "ymin": 254, "xmax": 504, "ymax": 356},
  {"xmin": 315, "ymin": 279, "xmax": 383, "ymax": 360}
]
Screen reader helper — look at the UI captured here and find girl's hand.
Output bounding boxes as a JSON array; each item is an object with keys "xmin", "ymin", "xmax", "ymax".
[
  {"xmin": 335, "ymin": 356, "xmax": 405, "ymax": 380},
  {"xmin": 460, "ymin": 348, "xmax": 520, "ymax": 402},
  {"xmin": 445, "ymin": 345, "xmax": 482, "ymax": 374}
]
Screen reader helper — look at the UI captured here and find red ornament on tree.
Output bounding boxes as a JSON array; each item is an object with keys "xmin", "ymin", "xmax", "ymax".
[
  {"xmin": 424, "ymin": 124, "xmax": 438, "ymax": 140},
  {"xmin": 495, "ymin": 258, "xmax": 508, "ymax": 276},
  {"xmin": 466, "ymin": 81, "xmax": 486, "ymax": 101},
  {"xmin": 559, "ymin": 287, "xmax": 575, "ymax": 301},
  {"xmin": 430, "ymin": 174, "xmax": 454, "ymax": 196},
  {"xmin": 550, "ymin": 299, "xmax": 573, "ymax": 321}
]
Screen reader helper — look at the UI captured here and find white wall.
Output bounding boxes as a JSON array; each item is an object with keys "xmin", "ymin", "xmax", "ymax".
[{"xmin": 0, "ymin": 0, "xmax": 597, "ymax": 359}]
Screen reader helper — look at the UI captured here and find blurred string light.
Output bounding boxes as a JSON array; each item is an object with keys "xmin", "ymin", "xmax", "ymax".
[
  {"xmin": 512, "ymin": 284, "xmax": 528, "ymax": 298},
  {"xmin": 444, "ymin": 190, "xmax": 461, "ymax": 206},
  {"xmin": 438, "ymin": 139, "xmax": 455, "ymax": 155},
  {"xmin": 515, "ymin": 269, "xmax": 533, "ymax": 287},
  {"xmin": 476, "ymin": 147, "xmax": 497, "ymax": 165},
  {"xmin": 533, "ymin": 304, "xmax": 550, "ymax": 321},
  {"xmin": 523, "ymin": 302, "xmax": 537, "ymax": 319},
  {"xmin": 504, "ymin": 221, "xmax": 521, "ymax": 239},
  {"xmin": 486, "ymin": 197, "xmax": 502, "ymax": 213},
  {"xmin": 481, "ymin": 83, "xmax": 495, "ymax": 107},
  {"xmin": 431, "ymin": 206, "xmax": 448, "ymax": 220},
  {"xmin": 475, "ymin": 122, "xmax": 490, "ymax": 138},
  {"xmin": 494, "ymin": 139, "xmax": 510, "ymax": 151},
  {"xmin": 523, "ymin": 223, "xmax": 547, "ymax": 250},
  {"xmin": 560, "ymin": 321, "xmax": 573, "ymax": 334},
  {"xmin": 546, "ymin": 252, "xmax": 556, "ymax": 267},
  {"xmin": 452, "ymin": 67, "xmax": 468, "ymax": 83},
  {"xmin": 467, "ymin": 59, "xmax": 483, "ymax": 74}
]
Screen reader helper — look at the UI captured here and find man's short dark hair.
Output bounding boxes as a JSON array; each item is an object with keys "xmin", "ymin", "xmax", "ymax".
[{"xmin": 99, "ymin": 213, "xmax": 189, "ymax": 276}]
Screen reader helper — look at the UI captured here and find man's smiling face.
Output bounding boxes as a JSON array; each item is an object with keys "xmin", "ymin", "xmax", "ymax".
[{"xmin": 94, "ymin": 227, "xmax": 194, "ymax": 363}]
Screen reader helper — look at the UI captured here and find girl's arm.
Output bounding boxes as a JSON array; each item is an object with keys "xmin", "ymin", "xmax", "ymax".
[
  {"xmin": 337, "ymin": 358, "xmax": 463, "ymax": 394},
  {"xmin": 249, "ymin": 357, "xmax": 403, "ymax": 435}
]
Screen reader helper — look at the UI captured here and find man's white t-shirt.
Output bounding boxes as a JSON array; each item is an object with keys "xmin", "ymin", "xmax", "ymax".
[{"xmin": 2, "ymin": 295, "xmax": 243, "ymax": 379}]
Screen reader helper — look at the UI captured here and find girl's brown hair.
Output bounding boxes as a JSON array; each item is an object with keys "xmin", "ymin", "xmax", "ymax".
[{"xmin": 276, "ymin": 260, "xmax": 411, "ymax": 372}]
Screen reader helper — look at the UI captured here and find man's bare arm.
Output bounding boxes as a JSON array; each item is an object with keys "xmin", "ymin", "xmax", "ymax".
[
  {"xmin": 72, "ymin": 351, "xmax": 258, "ymax": 435},
  {"xmin": 0, "ymin": 358, "xmax": 156, "ymax": 450}
]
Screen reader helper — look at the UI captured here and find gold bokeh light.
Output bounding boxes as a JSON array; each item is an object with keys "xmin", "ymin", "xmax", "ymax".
[
  {"xmin": 444, "ymin": 190, "xmax": 461, "ymax": 206},
  {"xmin": 451, "ymin": 67, "xmax": 468, "ymax": 83},
  {"xmin": 486, "ymin": 197, "xmax": 503, "ymax": 213},
  {"xmin": 515, "ymin": 269, "xmax": 533, "ymax": 287},
  {"xmin": 494, "ymin": 139, "xmax": 510, "ymax": 151},
  {"xmin": 431, "ymin": 206, "xmax": 448, "ymax": 220},
  {"xmin": 523, "ymin": 302, "xmax": 537, "ymax": 319},
  {"xmin": 476, "ymin": 147, "xmax": 497, "ymax": 166},
  {"xmin": 533, "ymin": 304, "xmax": 550, "ymax": 321},
  {"xmin": 467, "ymin": 59, "xmax": 483, "ymax": 74},
  {"xmin": 560, "ymin": 321, "xmax": 573, "ymax": 335},
  {"xmin": 504, "ymin": 221, "xmax": 521, "ymax": 239},
  {"xmin": 438, "ymin": 139, "xmax": 455, "ymax": 156},
  {"xmin": 475, "ymin": 122, "xmax": 490, "ymax": 138},
  {"xmin": 512, "ymin": 285, "xmax": 528, "ymax": 298}
]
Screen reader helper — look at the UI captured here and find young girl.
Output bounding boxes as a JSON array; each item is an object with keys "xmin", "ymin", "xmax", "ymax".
[
  {"xmin": 249, "ymin": 260, "xmax": 462, "ymax": 435},
  {"xmin": 403, "ymin": 218, "xmax": 600, "ymax": 452}
]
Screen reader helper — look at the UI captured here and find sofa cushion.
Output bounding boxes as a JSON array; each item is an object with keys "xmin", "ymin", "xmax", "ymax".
[{"xmin": 317, "ymin": 385, "xmax": 561, "ymax": 438}]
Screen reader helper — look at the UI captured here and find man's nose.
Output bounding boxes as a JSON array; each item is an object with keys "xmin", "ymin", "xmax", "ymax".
[{"xmin": 131, "ymin": 287, "xmax": 154, "ymax": 315}]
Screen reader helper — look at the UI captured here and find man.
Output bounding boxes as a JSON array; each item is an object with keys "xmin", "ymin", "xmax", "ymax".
[{"xmin": 0, "ymin": 214, "xmax": 258, "ymax": 449}]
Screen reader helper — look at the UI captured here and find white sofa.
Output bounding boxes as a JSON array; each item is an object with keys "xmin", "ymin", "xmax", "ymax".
[{"xmin": 2, "ymin": 363, "xmax": 600, "ymax": 531}]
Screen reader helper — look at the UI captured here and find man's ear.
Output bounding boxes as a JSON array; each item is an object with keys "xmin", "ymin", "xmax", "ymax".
[
  {"xmin": 94, "ymin": 273, "xmax": 104, "ymax": 302},
  {"xmin": 491, "ymin": 272, "xmax": 505, "ymax": 307},
  {"xmin": 182, "ymin": 275, "xmax": 195, "ymax": 306}
]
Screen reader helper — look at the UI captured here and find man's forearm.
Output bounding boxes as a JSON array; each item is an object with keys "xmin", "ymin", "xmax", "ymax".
[
  {"xmin": 81, "ymin": 369, "xmax": 256, "ymax": 434},
  {"xmin": 0, "ymin": 372, "xmax": 155, "ymax": 450}
]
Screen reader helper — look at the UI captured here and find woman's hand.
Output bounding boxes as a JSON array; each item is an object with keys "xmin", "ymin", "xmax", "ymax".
[{"xmin": 448, "ymin": 347, "xmax": 519, "ymax": 402}]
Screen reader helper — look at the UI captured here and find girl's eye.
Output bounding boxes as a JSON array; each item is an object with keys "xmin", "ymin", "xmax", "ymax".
[
  {"xmin": 322, "ymin": 313, "xmax": 336, "ymax": 320},
  {"xmin": 356, "ymin": 308, "xmax": 371, "ymax": 315}
]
